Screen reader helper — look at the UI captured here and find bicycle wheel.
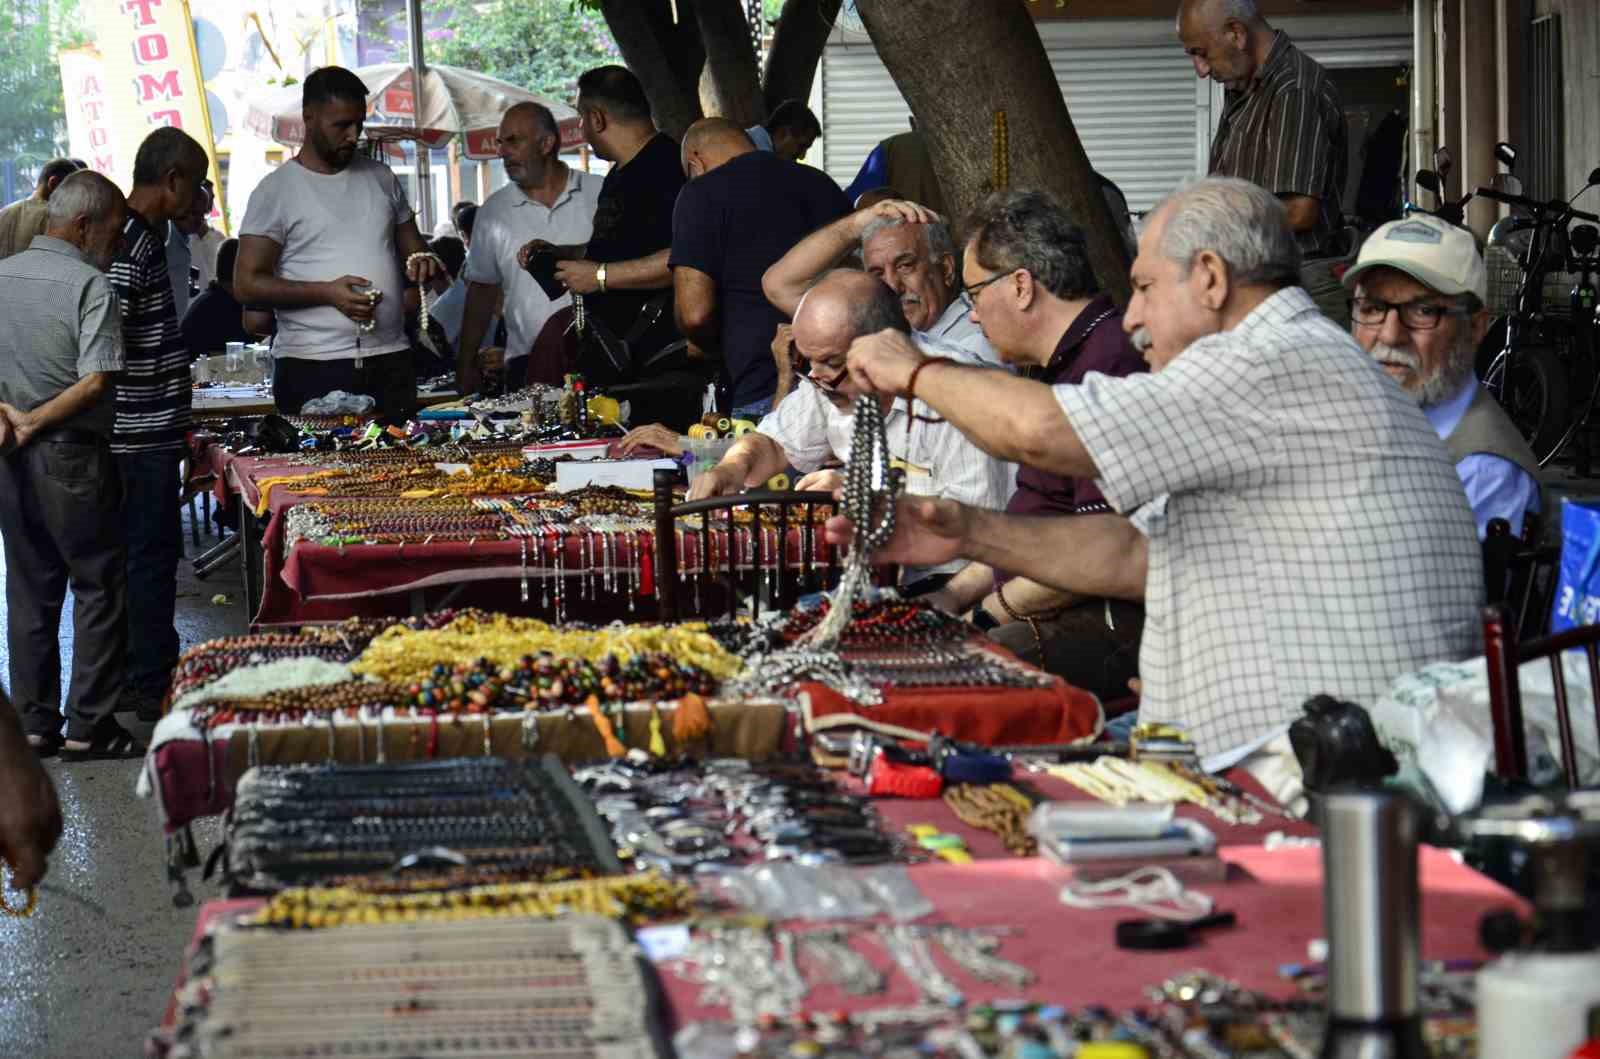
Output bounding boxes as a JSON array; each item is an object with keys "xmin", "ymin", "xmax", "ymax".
[{"xmin": 1494, "ymin": 345, "xmax": 1569, "ymax": 460}]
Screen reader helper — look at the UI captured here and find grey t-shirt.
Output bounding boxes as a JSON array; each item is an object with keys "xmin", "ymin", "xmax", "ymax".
[
  {"xmin": 0, "ymin": 235, "xmax": 125, "ymax": 436},
  {"xmin": 239, "ymin": 155, "xmax": 414, "ymax": 362}
]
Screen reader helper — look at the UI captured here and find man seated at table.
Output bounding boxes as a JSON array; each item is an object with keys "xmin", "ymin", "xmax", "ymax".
[
  {"xmin": 650, "ymin": 269, "xmax": 1015, "ymax": 594},
  {"xmin": 1343, "ymin": 214, "xmax": 1543, "ymax": 541},
  {"xmin": 911, "ymin": 190, "xmax": 1149, "ymax": 704},
  {"xmin": 832, "ymin": 176, "xmax": 1483, "ymax": 804},
  {"xmin": 763, "ymin": 198, "xmax": 1001, "ymax": 367}
]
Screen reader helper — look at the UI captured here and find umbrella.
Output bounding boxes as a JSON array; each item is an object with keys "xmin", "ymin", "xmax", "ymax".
[{"xmin": 243, "ymin": 63, "xmax": 583, "ymax": 159}]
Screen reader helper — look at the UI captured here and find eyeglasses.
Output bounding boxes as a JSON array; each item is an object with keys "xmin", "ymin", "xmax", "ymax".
[
  {"xmin": 1349, "ymin": 296, "xmax": 1470, "ymax": 331},
  {"xmin": 961, "ymin": 270, "xmax": 1014, "ymax": 299}
]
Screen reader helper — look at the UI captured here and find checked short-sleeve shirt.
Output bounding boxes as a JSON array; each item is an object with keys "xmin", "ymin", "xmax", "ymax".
[{"xmin": 1054, "ymin": 287, "xmax": 1482, "ymax": 761}]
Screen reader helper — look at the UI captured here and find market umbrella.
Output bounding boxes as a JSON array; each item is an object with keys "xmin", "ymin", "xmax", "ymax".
[{"xmin": 243, "ymin": 63, "xmax": 584, "ymax": 159}]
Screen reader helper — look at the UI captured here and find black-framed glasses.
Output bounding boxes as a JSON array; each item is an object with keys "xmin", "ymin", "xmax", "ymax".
[
  {"xmin": 961, "ymin": 269, "xmax": 1014, "ymax": 299},
  {"xmin": 1349, "ymin": 296, "xmax": 1470, "ymax": 331}
]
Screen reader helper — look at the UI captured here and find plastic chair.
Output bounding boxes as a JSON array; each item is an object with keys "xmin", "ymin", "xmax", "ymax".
[{"xmin": 1482, "ymin": 604, "xmax": 1600, "ymax": 786}]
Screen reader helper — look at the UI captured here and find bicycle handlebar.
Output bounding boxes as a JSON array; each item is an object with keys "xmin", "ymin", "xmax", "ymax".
[{"xmin": 1475, "ymin": 184, "xmax": 1600, "ymax": 223}]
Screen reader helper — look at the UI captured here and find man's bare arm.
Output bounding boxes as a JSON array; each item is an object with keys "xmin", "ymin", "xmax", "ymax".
[
  {"xmin": 1281, "ymin": 194, "xmax": 1320, "ymax": 235},
  {"xmin": 0, "ymin": 372, "xmax": 112, "ymax": 446},
  {"xmin": 673, "ymin": 266, "xmax": 720, "ymax": 350},
  {"xmin": 455, "ymin": 281, "xmax": 502, "ymax": 394}
]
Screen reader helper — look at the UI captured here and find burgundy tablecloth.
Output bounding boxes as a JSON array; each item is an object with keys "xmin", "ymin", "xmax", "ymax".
[{"xmin": 222, "ymin": 454, "xmax": 845, "ymax": 625}]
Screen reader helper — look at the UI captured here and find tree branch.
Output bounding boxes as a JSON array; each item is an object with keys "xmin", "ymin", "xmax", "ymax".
[
  {"xmin": 761, "ymin": 0, "xmax": 842, "ymax": 112},
  {"xmin": 598, "ymin": 0, "xmax": 707, "ymax": 139},
  {"xmin": 695, "ymin": 0, "xmax": 766, "ymax": 126}
]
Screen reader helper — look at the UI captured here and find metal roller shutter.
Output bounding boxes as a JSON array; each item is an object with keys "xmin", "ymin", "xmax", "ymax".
[
  {"xmin": 820, "ymin": 29, "xmax": 1197, "ymax": 212},
  {"xmin": 819, "ymin": 16, "xmax": 1412, "ymax": 215}
]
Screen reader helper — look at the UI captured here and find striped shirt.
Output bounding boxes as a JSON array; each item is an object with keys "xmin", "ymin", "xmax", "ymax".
[
  {"xmin": 110, "ymin": 211, "xmax": 191, "ymax": 454},
  {"xmin": 1055, "ymin": 287, "xmax": 1482, "ymax": 760},
  {"xmin": 1208, "ymin": 32, "xmax": 1347, "ymax": 256}
]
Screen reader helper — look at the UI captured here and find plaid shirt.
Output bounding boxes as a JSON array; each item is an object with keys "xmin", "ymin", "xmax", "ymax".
[
  {"xmin": 1055, "ymin": 287, "xmax": 1482, "ymax": 760},
  {"xmin": 1209, "ymin": 32, "xmax": 1348, "ymax": 256}
]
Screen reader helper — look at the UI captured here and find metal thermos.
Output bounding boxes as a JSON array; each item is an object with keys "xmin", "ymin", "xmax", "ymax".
[{"xmin": 1320, "ymin": 791, "xmax": 1427, "ymax": 1058}]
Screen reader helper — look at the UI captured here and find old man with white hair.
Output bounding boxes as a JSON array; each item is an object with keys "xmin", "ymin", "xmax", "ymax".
[
  {"xmin": 832, "ymin": 176, "xmax": 1482, "ymax": 802},
  {"xmin": 1345, "ymin": 214, "xmax": 1543, "ymax": 540}
]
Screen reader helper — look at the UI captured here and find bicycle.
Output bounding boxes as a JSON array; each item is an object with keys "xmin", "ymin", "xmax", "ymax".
[{"xmin": 1474, "ymin": 148, "xmax": 1600, "ymax": 464}]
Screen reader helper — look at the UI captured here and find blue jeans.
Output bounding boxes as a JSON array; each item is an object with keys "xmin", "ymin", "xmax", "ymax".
[
  {"xmin": 116, "ymin": 450, "xmax": 182, "ymax": 694},
  {"xmin": 732, "ymin": 397, "xmax": 773, "ymax": 421}
]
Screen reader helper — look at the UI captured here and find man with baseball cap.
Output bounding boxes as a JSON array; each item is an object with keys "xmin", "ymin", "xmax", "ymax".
[{"xmin": 1344, "ymin": 214, "xmax": 1542, "ymax": 540}]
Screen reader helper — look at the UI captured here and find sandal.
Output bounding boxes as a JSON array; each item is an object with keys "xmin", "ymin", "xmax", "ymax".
[
  {"xmin": 25, "ymin": 734, "xmax": 60, "ymax": 759},
  {"xmin": 60, "ymin": 719, "xmax": 147, "ymax": 762}
]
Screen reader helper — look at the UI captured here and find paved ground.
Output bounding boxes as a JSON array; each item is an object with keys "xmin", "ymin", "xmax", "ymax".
[
  {"xmin": 0, "ymin": 506, "xmax": 236, "ymax": 1058},
  {"xmin": 2, "ymin": 466, "xmax": 1599, "ymax": 1056}
]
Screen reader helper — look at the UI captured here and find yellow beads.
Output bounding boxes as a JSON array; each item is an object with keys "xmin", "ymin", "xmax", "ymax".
[
  {"xmin": 350, "ymin": 613, "xmax": 744, "ymax": 684},
  {"xmin": 250, "ymin": 872, "xmax": 692, "ymax": 930}
]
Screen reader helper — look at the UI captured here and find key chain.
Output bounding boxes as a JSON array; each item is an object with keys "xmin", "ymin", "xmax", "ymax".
[{"xmin": 0, "ymin": 858, "xmax": 38, "ymax": 918}]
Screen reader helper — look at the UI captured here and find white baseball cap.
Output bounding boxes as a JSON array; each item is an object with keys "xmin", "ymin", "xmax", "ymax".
[{"xmin": 1342, "ymin": 214, "xmax": 1487, "ymax": 301}]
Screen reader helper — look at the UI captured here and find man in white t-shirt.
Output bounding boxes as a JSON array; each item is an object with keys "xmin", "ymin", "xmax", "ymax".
[
  {"xmin": 455, "ymin": 102, "xmax": 602, "ymax": 394},
  {"xmin": 235, "ymin": 66, "xmax": 442, "ymax": 417}
]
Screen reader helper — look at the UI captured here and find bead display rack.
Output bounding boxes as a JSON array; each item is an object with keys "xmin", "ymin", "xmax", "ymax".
[{"xmin": 225, "ymin": 755, "xmax": 624, "ymax": 893}]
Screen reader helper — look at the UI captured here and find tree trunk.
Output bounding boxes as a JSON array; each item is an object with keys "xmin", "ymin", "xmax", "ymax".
[
  {"xmin": 599, "ymin": 0, "xmax": 706, "ymax": 140},
  {"xmin": 761, "ymin": 0, "xmax": 842, "ymax": 112},
  {"xmin": 854, "ymin": 0, "xmax": 1131, "ymax": 302},
  {"xmin": 694, "ymin": 0, "xmax": 766, "ymax": 126}
]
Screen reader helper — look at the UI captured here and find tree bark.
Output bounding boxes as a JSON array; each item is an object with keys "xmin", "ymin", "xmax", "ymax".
[
  {"xmin": 760, "ymin": 0, "xmax": 842, "ymax": 112},
  {"xmin": 694, "ymin": 0, "xmax": 767, "ymax": 126},
  {"xmin": 598, "ymin": 0, "xmax": 706, "ymax": 140},
  {"xmin": 854, "ymin": 0, "xmax": 1131, "ymax": 303}
]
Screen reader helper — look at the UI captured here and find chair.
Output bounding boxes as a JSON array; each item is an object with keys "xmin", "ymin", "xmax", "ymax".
[
  {"xmin": 1481, "ymin": 515, "xmax": 1558, "ymax": 643},
  {"xmin": 1482, "ymin": 604, "xmax": 1600, "ymax": 787},
  {"xmin": 652, "ymin": 467, "xmax": 847, "ymax": 621}
]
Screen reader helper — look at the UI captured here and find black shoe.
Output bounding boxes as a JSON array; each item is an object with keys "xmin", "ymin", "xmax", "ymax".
[{"xmin": 116, "ymin": 685, "xmax": 165, "ymax": 723}]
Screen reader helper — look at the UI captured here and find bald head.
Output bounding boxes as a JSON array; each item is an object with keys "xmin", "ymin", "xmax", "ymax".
[
  {"xmin": 504, "ymin": 101, "xmax": 558, "ymax": 142},
  {"xmin": 681, "ymin": 118, "xmax": 755, "ymax": 179},
  {"xmin": 1178, "ymin": 0, "xmax": 1268, "ymax": 90},
  {"xmin": 498, "ymin": 101, "xmax": 561, "ymax": 188},
  {"xmin": 795, "ymin": 270, "xmax": 910, "ymax": 349}
]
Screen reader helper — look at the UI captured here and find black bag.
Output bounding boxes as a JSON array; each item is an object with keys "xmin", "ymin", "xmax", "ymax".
[{"xmin": 1289, "ymin": 694, "xmax": 1399, "ymax": 794}]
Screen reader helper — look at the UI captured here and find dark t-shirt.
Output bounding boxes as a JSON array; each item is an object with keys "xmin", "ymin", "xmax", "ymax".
[
  {"xmin": 584, "ymin": 133, "xmax": 685, "ymax": 354},
  {"xmin": 180, "ymin": 283, "xmax": 252, "ymax": 359},
  {"xmin": 1010, "ymin": 295, "xmax": 1147, "ymax": 516},
  {"xmin": 670, "ymin": 151, "xmax": 850, "ymax": 408}
]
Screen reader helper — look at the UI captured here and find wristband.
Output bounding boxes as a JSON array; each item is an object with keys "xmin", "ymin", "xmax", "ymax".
[
  {"xmin": 972, "ymin": 608, "xmax": 1000, "ymax": 632},
  {"xmin": 905, "ymin": 355, "xmax": 943, "ymax": 402}
]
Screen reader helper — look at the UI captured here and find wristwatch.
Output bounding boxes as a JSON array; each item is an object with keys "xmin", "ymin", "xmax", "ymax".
[{"xmin": 595, "ymin": 263, "xmax": 608, "ymax": 293}]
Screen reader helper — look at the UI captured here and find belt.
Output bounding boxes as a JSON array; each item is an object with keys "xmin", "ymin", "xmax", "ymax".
[{"xmin": 33, "ymin": 427, "xmax": 108, "ymax": 447}]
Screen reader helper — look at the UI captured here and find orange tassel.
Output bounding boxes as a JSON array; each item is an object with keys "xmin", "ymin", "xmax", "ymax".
[
  {"xmin": 671, "ymin": 692, "xmax": 712, "ymax": 745},
  {"xmin": 585, "ymin": 694, "xmax": 626, "ymax": 758}
]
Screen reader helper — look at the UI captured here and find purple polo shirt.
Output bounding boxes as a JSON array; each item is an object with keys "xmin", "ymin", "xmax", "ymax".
[{"xmin": 997, "ymin": 294, "xmax": 1147, "ymax": 584}]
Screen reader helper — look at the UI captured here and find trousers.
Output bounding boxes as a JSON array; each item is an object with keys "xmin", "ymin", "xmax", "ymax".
[
  {"xmin": 117, "ymin": 449, "xmax": 183, "ymax": 694},
  {"xmin": 272, "ymin": 349, "xmax": 416, "ymax": 420},
  {"xmin": 0, "ymin": 438, "xmax": 126, "ymax": 741},
  {"xmin": 987, "ymin": 597, "xmax": 1145, "ymax": 704}
]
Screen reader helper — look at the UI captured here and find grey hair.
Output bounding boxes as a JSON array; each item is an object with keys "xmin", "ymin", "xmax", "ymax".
[
  {"xmin": 962, "ymin": 189, "xmax": 1100, "ymax": 300},
  {"xmin": 47, "ymin": 170, "xmax": 124, "ymax": 225},
  {"xmin": 1178, "ymin": 0, "xmax": 1259, "ymax": 28},
  {"xmin": 859, "ymin": 215, "xmax": 957, "ymax": 265},
  {"xmin": 1153, "ymin": 176, "xmax": 1300, "ymax": 288}
]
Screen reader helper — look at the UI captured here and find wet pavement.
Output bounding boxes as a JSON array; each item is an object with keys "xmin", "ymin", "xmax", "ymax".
[{"xmin": 0, "ymin": 507, "xmax": 238, "ymax": 1058}]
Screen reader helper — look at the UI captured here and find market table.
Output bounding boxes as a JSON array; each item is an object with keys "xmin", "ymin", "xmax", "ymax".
[
  {"xmin": 155, "ymin": 794, "xmax": 1521, "ymax": 1038},
  {"xmin": 217, "ymin": 452, "xmax": 848, "ymax": 627}
]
